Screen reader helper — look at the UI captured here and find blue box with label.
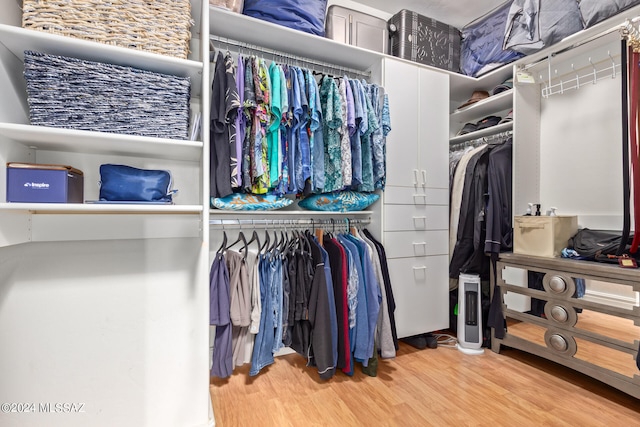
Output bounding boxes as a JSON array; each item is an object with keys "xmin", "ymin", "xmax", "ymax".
[{"xmin": 7, "ymin": 162, "xmax": 84, "ymax": 203}]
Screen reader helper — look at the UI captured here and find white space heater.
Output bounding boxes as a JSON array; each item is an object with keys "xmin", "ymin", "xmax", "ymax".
[{"xmin": 456, "ymin": 273, "xmax": 484, "ymax": 355}]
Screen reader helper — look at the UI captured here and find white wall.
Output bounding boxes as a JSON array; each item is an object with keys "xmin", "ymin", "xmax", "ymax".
[{"xmin": 539, "ymin": 77, "xmax": 625, "ymax": 230}]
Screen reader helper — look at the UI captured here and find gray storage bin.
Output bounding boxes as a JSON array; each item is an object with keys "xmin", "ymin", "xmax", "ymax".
[
  {"xmin": 325, "ymin": 5, "xmax": 389, "ymax": 54},
  {"xmin": 389, "ymin": 9, "xmax": 461, "ymax": 72}
]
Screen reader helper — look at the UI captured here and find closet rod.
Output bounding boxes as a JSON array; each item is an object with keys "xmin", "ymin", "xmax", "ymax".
[
  {"xmin": 209, "ymin": 217, "xmax": 371, "ymax": 228},
  {"xmin": 209, "ymin": 35, "xmax": 371, "ymax": 78},
  {"xmin": 449, "ymin": 130, "xmax": 512, "ymax": 152}
]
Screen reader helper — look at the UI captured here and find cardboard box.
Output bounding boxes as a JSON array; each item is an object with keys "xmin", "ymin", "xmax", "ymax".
[
  {"xmin": 513, "ymin": 215, "xmax": 578, "ymax": 258},
  {"xmin": 7, "ymin": 162, "xmax": 84, "ymax": 203}
]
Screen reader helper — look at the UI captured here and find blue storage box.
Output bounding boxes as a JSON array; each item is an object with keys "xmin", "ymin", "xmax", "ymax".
[{"xmin": 7, "ymin": 162, "xmax": 84, "ymax": 203}]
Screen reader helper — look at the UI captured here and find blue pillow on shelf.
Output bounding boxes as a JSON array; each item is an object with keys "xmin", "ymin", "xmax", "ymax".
[
  {"xmin": 211, "ymin": 193, "xmax": 293, "ymax": 211},
  {"xmin": 298, "ymin": 191, "xmax": 379, "ymax": 212}
]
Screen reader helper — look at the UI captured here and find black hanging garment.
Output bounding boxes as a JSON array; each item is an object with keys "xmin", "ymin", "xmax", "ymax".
[{"xmin": 210, "ymin": 51, "xmax": 238, "ymax": 199}]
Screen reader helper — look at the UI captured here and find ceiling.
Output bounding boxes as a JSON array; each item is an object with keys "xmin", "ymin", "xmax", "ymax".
[{"xmin": 354, "ymin": 0, "xmax": 508, "ymax": 28}]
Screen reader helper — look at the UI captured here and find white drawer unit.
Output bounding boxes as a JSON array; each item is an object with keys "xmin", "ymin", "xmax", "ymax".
[
  {"xmin": 384, "ymin": 204, "xmax": 448, "ymax": 232},
  {"xmin": 384, "ymin": 230, "xmax": 448, "ymax": 259},
  {"xmin": 384, "ymin": 186, "xmax": 448, "ymax": 205}
]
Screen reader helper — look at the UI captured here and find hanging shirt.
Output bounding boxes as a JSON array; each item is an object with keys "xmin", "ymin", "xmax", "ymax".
[
  {"xmin": 226, "ymin": 250, "xmax": 251, "ymax": 368},
  {"xmin": 345, "ymin": 232, "xmax": 381, "ymax": 365},
  {"xmin": 295, "ymin": 67, "xmax": 311, "ymax": 193},
  {"xmin": 337, "ymin": 234, "xmax": 368, "ymax": 366},
  {"xmin": 323, "ymin": 236, "xmax": 351, "ymax": 373},
  {"xmin": 251, "ymin": 58, "xmax": 271, "ymax": 194},
  {"xmin": 339, "ymin": 77, "xmax": 353, "ymax": 188},
  {"xmin": 210, "ymin": 51, "xmax": 236, "ymax": 199},
  {"xmin": 349, "ymin": 79, "xmax": 364, "ymax": 188},
  {"xmin": 225, "ymin": 52, "xmax": 241, "ymax": 190},
  {"xmin": 275, "ymin": 65, "xmax": 290, "ymax": 196},
  {"xmin": 248, "ymin": 249, "xmax": 262, "ymax": 335},
  {"xmin": 210, "ymin": 253, "xmax": 233, "ymax": 378},
  {"xmin": 362, "ymin": 228, "xmax": 399, "ymax": 352},
  {"xmin": 307, "ymin": 70, "xmax": 325, "ymax": 192},
  {"xmin": 381, "ymin": 92, "xmax": 391, "ymax": 190},
  {"xmin": 320, "ymin": 76, "xmax": 343, "ymax": 192},
  {"xmin": 289, "ymin": 67, "xmax": 302, "ymax": 193},
  {"xmin": 358, "ymin": 232, "xmax": 394, "ymax": 359},
  {"xmin": 368, "ymin": 84, "xmax": 385, "ymax": 191},
  {"xmin": 268, "ymin": 62, "xmax": 282, "ymax": 188},
  {"xmin": 307, "ymin": 236, "xmax": 336, "ymax": 380},
  {"xmin": 358, "ymin": 80, "xmax": 376, "ymax": 192},
  {"xmin": 235, "ymin": 56, "xmax": 245, "ymax": 189},
  {"xmin": 313, "ymin": 236, "xmax": 339, "ymax": 371},
  {"xmin": 242, "ymin": 56, "xmax": 257, "ymax": 193}
]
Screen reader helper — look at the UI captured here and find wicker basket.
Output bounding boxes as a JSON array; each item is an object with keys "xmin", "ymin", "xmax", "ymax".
[
  {"xmin": 22, "ymin": 0, "xmax": 193, "ymax": 59},
  {"xmin": 23, "ymin": 51, "xmax": 191, "ymax": 140}
]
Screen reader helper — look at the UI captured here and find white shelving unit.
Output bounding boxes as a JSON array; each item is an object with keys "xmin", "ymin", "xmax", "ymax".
[
  {"xmin": 0, "ymin": 0, "xmax": 212, "ymax": 426},
  {"xmin": 450, "ymin": 89, "xmax": 513, "ymax": 125}
]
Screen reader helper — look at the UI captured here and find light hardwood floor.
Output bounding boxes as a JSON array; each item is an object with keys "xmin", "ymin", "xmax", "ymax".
[{"xmin": 210, "ymin": 338, "xmax": 640, "ymax": 426}]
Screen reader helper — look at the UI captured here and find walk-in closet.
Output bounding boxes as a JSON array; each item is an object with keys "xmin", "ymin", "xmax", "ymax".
[{"xmin": 1, "ymin": 1, "xmax": 640, "ymax": 426}]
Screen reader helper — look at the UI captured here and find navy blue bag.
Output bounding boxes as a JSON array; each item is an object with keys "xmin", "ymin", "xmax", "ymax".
[
  {"xmin": 99, "ymin": 164, "xmax": 175, "ymax": 203},
  {"xmin": 242, "ymin": 0, "xmax": 328, "ymax": 36},
  {"xmin": 460, "ymin": 0, "xmax": 524, "ymax": 77}
]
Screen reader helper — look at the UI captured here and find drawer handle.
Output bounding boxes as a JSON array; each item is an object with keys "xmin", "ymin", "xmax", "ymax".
[
  {"xmin": 413, "ymin": 216, "xmax": 427, "ymax": 220},
  {"xmin": 413, "ymin": 194, "xmax": 427, "ymax": 205},
  {"xmin": 413, "ymin": 242, "xmax": 427, "ymax": 247},
  {"xmin": 548, "ymin": 276, "xmax": 567, "ymax": 293},
  {"xmin": 412, "ymin": 266, "xmax": 427, "ymax": 271}
]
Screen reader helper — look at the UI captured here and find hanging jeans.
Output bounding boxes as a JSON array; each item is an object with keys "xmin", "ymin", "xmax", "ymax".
[
  {"xmin": 272, "ymin": 254, "xmax": 284, "ymax": 354},
  {"xmin": 250, "ymin": 255, "xmax": 276, "ymax": 376}
]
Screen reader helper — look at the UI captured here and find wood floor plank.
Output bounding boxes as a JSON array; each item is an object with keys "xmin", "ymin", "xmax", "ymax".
[{"xmin": 210, "ymin": 341, "xmax": 640, "ymax": 426}]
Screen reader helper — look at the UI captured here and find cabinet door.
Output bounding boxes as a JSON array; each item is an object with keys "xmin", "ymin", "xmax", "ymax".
[
  {"xmin": 383, "ymin": 58, "xmax": 420, "ymax": 187},
  {"xmin": 418, "ymin": 68, "xmax": 449, "ymax": 190},
  {"xmin": 387, "ymin": 255, "xmax": 450, "ymax": 338}
]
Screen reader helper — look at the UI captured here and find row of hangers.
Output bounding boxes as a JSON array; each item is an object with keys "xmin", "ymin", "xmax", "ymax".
[{"xmin": 214, "ymin": 219, "xmax": 362, "ymax": 260}]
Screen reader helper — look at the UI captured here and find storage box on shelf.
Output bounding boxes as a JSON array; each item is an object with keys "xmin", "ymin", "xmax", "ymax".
[
  {"xmin": 22, "ymin": 0, "xmax": 193, "ymax": 59},
  {"xmin": 389, "ymin": 9, "xmax": 461, "ymax": 72},
  {"xmin": 325, "ymin": 5, "xmax": 389, "ymax": 54},
  {"xmin": 24, "ymin": 51, "xmax": 191, "ymax": 140},
  {"xmin": 7, "ymin": 162, "xmax": 84, "ymax": 203},
  {"xmin": 513, "ymin": 215, "xmax": 578, "ymax": 258}
]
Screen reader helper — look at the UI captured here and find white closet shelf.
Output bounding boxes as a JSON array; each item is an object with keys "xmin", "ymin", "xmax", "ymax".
[
  {"xmin": 450, "ymin": 89, "xmax": 513, "ymax": 123},
  {"xmin": 209, "ymin": 6, "xmax": 487, "ymax": 97},
  {"xmin": 0, "ymin": 123, "xmax": 203, "ymax": 161},
  {"xmin": 0, "ymin": 24, "xmax": 205, "ymax": 97},
  {"xmin": 0, "ymin": 202, "xmax": 203, "ymax": 214},
  {"xmin": 449, "ymin": 122, "xmax": 513, "ymax": 144},
  {"xmin": 209, "ymin": 7, "xmax": 382, "ymax": 72}
]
